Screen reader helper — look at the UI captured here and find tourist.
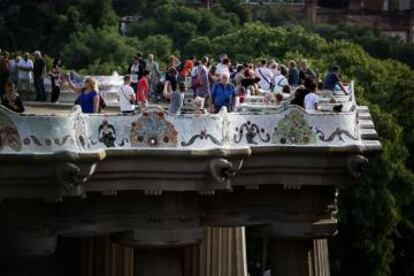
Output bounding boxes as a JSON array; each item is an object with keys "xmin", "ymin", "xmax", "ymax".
[
  {"xmin": 211, "ymin": 72, "xmax": 236, "ymax": 113},
  {"xmin": 167, "ymin": 55, "xmax": 179, "ymax": 72},
  {"xmin": 50, "ymin": 57, "xmax": 62, "ymax": 103},
  {"xmin": 67, "ymin": 76, "xmax": 100, "ymax": 114},
  {"xmin": 208, "ymin": 61, "xmax": 218, "ymax": 93},
  {"xmin": 33, "ymin": 50, "xmax": 46, "ymax": 101},
  {"xmin": 234, "ymin": 64, "xmax": 245, "ymax": 87},
  {"xmin": 272, "ymin": 66, "xmax": 289, "ymax": 93},
  {"xmin": 275, "ymin": 93, "xmax": 284, "ymax": 105},
  {"xmin": 137, "ymin": 69, "xmax": 151, "ymax": 109},
  {"xmin": 135, "ymin": 52, "xmax": 146, "ymax": 80},
  {"xmin": 322, "ymin": 65, "xmax": 348, "ymax": 95},
  {"xmin": 178, "ymin": 56, "xmax": 195, "ymax": 83},
  {"xmin": 9, "ymin": 56, "xmax": 21, "ymax": 86},
  {"xmin": 282, "ymin": 85, "xmax": 291, "ymax": 94},
  {"xmin": 165, "ymin": 67, "xmax": 178, "ymax": 94},
  {"xmin": 255, "ymin": 59, "xmax": 274, "ymax": 91},
  {"xmin": 215, "ymin": 57, "xmax": 230, "ymax": 78},
  {"xmin": 298, "ymin": 59, "xmax": 316, "ymax": 84},
  {"xmin": 17, "ymin": 52, "xmax": 33, "ymax": 94},
  {"xmin": 0, "ymin": 51, "xmax": 9, "ymax": 99},
  {"xmin": 128, "ymin": 55, "xmax": 140, "ymax": 92},
  {"xmin": 146, "ymin": 54, "xmax": 161, "ymax": 100},
  {"xmin": 291, "ymin": 85, "xmax": 309, "ymax": 108},
  {"xmin": 304, "ymin": 82, "xmax": 319, "ymax": 112},
  {"xmin": 1, "ymin": 81, "xmax": 25, "ymax": 113},
  {"xmin": 168, "ymin": 82, "xmax": 185, "ymax": 115},
  {"xmin": 117, "ymin": 75, "xmax": 136, "ymax": 114},
  {"xmin": 190, "ymin": 60, "xmax": 200, "ymax": 97},
  {"xmin": 288, "ymin": 60, "xmax": 299, "ymax": 86},
  {"xmin": 192, "ymin": 96, "xmax": 206, "ymax": 115},
  {"xmin": 269, "ymin": 61, "xmax": 280, "ymax": 77},
  {"xmin": 196, "ymin": 56, "xmax": 210, "ymax": 99}
]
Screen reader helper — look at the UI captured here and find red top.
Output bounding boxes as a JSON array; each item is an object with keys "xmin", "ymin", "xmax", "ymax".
[
  {"xmin": 179, "ymin": 60, "xmax": 194, "ymax": 77},
  {"xmin": 137, "ymin": 77, "xmax": 149, "ymax": 102}
]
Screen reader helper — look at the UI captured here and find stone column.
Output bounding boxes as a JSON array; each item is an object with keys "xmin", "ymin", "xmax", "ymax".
[
  {"xmin": 270, "ymin": 239, "xmax": 330, "ymax": 276},
  {"xmin": 57, "ymin": 236, "xmax": 134, "ymax": 276},
  {"xmin": 199, "ymin": 227, "xmax": 247, "ymax": 276}
]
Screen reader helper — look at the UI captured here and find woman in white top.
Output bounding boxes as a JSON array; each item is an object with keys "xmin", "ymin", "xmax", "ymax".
[{"xmin": 272, "ymin": 66, "xmax": 289, "ymax": 93}]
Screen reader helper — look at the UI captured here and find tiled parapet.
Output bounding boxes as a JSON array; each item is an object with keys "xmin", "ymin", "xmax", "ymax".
[{"xmin": 0, "ymin": 104, "xmax": 379, "ymax": 153}]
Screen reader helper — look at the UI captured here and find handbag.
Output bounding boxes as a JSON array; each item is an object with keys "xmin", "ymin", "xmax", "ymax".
[
  {"xmin": 163, "ymin": 81, "xmax": 172, "ymax": 99},
  {"xmin": 191, "ymin": 68, "xmax": 202, "ymax": 88}
]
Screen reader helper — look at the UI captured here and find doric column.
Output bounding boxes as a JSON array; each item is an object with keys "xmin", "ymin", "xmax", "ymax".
[
  {"xmin": 56, "ymin": 236, "xmax": 134, "ymax": 276},
  {"xmin": 199, "ymin": 227, "xmax": 247, "ymax": 276},
  {"xmin": 270, "ymin": 239, "xmax": 330, "ymax": 276}
]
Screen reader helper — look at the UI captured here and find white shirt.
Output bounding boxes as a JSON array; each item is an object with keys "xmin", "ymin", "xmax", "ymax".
[
  {"xmin": 255, "ymin": 67, "xmax": 274, "ymax": 91},
  {"xmin": 130, "ymin": 63, "xmax": 139, "ymax": 83},
  {"xmin": 118, "ymin": 84, "xmax": 135, "ymax": 112},
  {"xmin": 304, "ymin": 92, "xmax": 319, "ymax": 111},
  {"xmin": 215, "ymin": 63, "xmax": 229, "ymax": 76},
  {"xmin": 191, "ymin": 66, "xmax": 199, "ymax": 77},
  {"xmin": 17, "ymin": 59, "xmax": 33, "ymax": 81},
  {"xmin": 273, "ymin": 75, "xmax": 289, "ymax": 93}
]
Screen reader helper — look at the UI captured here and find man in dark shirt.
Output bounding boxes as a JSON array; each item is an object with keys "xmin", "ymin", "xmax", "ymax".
[
  {"xmin": 291, "ymin": 85, "xmax": 311, "ymax": 108},
  {"xmin": 322, "ymin": 65, "xmax": 348, "ymax": 95},
  {"xmin": 0, "ymin": 51, "xmax": 10, "ymax": 99},
  {"xmin": 33, "ymin": 51, "xmax": 46, "ymax": 101},
  {"xmin": 288, "ymin": 60, "xmax": 299, "ymax": 86}
]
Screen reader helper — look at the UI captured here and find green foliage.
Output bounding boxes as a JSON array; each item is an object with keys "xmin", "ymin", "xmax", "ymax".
[
  {"xmin": 62, "ymin": 25, "xmax": 137, "ymax": 70},
  {"xmin": 313, "ymin": 24, "xmax": 414, "ymax": 68},
  {"xmin": 78, "ymin": 60, "xmax": 129, "ymax": 76},
  {"xmin": 139, "ymin": 35, "xmax": 174, "ymax": 62},
  {"xmin": 184, "ymin": 36, "xmax": 213, "ymax": 58}
]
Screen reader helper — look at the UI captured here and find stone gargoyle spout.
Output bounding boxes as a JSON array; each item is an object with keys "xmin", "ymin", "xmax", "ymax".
[{"xmin": 209, "ymin": 158, "xmax": 242, "ymax": 186}]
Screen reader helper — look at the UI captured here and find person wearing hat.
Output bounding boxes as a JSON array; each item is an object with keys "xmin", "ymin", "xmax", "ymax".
[
  {"xmin": 33, "ymin": 50, "xmax": 46, "ymax": 101},
  {"xmin": 322, "ymin": 65, "xmax": 348, "ymax": 95}
]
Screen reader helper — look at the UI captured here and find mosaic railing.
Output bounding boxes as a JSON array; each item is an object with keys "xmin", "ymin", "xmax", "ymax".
[{"xmin": 0, "ymin": 102, "xmax": 378, "ymax": 154}]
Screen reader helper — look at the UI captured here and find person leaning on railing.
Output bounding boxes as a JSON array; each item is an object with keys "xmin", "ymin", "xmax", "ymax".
[
  {"xmin": 1, "ymin": 80, "xmax": 25, "ymax": 113},
  {"xmin": 211, "ymin": 72, "xmax": 236, "ymax": 114}
]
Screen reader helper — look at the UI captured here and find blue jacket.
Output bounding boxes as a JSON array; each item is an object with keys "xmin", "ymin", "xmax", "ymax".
[{"xmin": 211, "ymin": 83, "xmax": 235, "ymax": 111}]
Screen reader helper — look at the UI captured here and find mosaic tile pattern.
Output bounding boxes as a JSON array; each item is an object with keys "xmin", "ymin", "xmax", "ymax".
[
  {"xmin": 272, "ymin": 110, "xmax": 317, "ymax": 145},
  {"xmin": 130, "ymin": 107, "xmax": 178, "ymax": 148},
  {"xmin": 0, "ymin": 110, "xmax": 22, "ymax": 152}
]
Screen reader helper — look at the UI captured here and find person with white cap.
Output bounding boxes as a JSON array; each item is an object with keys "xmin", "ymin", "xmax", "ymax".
[{"xmin": 33, "ymin": 50, "xmax": 46, "ymax": 101}]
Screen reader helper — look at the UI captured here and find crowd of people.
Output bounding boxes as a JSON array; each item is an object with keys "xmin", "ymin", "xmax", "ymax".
[
  {"xmin": 0, "ymin": 49, "xmax": 348, "ymax": 115},
  {"xmin": 117, "ymin": 52, "xmax": 348, "ymax": 115},
  {"xmin": 0, "ymin": 49, "xmax": 63, "ymax": 113}
]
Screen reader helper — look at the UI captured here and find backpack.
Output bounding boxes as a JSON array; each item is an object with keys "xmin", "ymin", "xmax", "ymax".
[
  {"xmin": 98, "ymin": 94, "xmax": 107, "ymax": 112},
  {"xmin": 191, "ymin": 67, "xmax": 202, "ymax": 88}
]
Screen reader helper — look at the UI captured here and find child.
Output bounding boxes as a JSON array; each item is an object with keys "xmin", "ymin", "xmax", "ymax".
[{"xmin": 192, "ymin": 96, "xmax": 205, "ymax": 115}]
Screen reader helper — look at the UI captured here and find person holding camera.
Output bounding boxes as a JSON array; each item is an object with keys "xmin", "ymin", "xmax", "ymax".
[{"xmin": 117, "ymin": 75, "xmax": 136, "ymax": 114}]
